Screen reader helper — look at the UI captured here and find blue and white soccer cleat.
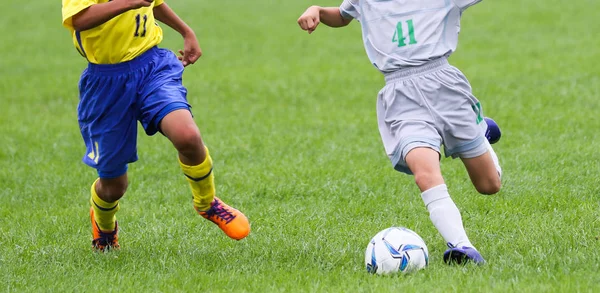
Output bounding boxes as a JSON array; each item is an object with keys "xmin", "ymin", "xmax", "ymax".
[
  {"xmin": 443, "ymin": 244, "xmax": 486, "ymax": 265},
  {"xmin": 484, "ymin": 117, "xmax": 501, "ymax": 144}
]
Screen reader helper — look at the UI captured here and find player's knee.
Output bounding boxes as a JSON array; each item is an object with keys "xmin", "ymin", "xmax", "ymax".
[
  {"xmin": 413, "ymin": 170, "xmax": 444, "ymax": 191},
  {"xmin": 475, "ymin": 177, "xmax": 501, "ymax": 195},
  {"xmin": 108, "ymin": 183, "xmax": 128, "ymax": 200},
  {"xmin": 98, "ymin": 179, "xmax": 128, "ymax": 202},
  {"xmin": 172, "ymin": 125, "xmax": 201, "ymax": 151}
]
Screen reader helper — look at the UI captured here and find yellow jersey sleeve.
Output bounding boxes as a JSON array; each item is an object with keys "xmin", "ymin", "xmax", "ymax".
[
  {"xmin": 62, "ymin": 0, "xmax": 164, "ymax": 64},
  {"xmin": 62, "ymin": 0, "xmax": 97, "ymax": 30}
]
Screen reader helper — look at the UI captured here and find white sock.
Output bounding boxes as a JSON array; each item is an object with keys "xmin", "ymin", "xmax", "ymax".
[
  {"xmin": 421, "ymin": 184, "xmax": 475, "ymax": 249},
  {"xmin": 484, "ymin": 140, "xmax": 502, "ymax": 179}
]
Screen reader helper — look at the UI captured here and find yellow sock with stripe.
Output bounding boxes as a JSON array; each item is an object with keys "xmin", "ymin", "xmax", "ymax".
[
  {"xmin": 90, "ymin": 179, "xmax": 120, "ymax": 232},
  {"xmin": 179, "ymin": 148, "xmax": 215, "ymax": 211}
]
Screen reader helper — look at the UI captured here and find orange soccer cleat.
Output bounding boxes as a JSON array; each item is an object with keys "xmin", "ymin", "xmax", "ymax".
[
  {"xmin": 196, "ymin": 197, "xmax": 250, "ymax": 240},
  {"xmin": 90, "ymin": 207, "xmax": 120, "ymax": 251}
]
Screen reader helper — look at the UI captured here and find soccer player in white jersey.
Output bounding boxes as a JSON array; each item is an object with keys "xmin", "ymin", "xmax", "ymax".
[{"xmin": 298, "ymin": 0, "xmax": 503, "ymax": 265}]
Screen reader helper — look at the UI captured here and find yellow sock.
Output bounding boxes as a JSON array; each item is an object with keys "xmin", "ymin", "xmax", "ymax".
[
  {"xmin": 179, "ymin": 148, "xmax": 215, "ymax": 211},
  {"xmin": 90, "ymin": 179, "xmax": 119, "ymax": 232}
]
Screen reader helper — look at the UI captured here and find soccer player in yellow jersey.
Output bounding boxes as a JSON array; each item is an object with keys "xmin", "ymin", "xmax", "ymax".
[{"xmin": 62, "ymin": 0, "xmax": 250, "ymax": 251}]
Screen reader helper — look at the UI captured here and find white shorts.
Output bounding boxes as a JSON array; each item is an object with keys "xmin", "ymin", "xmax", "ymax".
[{"xmin": 377, "ymin": 58, "xmax": 488, "ymax": 174}]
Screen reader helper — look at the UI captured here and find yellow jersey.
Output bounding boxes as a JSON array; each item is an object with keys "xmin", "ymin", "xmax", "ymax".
[{"xmin": 62, "ymin": 0, "xmax": 165, "ymax": 64}]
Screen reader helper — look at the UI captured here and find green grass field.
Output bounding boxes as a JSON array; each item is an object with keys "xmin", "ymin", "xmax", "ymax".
[{"xmin": 1, "ymin": 0, "xmax": 599, "ymax": 292}]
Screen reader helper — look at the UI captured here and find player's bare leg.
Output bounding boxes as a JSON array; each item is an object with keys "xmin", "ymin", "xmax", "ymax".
[
  {"xmin": 159, "ymin": 109, "xmax": 207, "ymax": 166},
  {"xmin": 405, "ymin": 148, "xmax": 444, "ymax": 192},
  {"xmin": 406, "ymin": 147, "xmax": 485, "ymax": 265},
  {"xmin": 96, "ymin": 175, "xmax": 128, "ymax": 202},
  {"xmin": 461, "ymin": 149, "xmax": 501, "ymax": 195},
  {"xmin": 160, "ymin": 109, "xmax": 250, "ymax": 240}
]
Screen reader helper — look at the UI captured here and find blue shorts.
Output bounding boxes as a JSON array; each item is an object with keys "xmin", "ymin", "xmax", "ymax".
[{"xmin": 78, "ymin": 47, "xmax": 190, "ymax": 178}]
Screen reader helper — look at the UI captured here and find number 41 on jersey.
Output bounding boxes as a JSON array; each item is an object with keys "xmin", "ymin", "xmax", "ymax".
[{"xmin": 392, "ymin": 20, "xmax": 418, "ymax": 47}]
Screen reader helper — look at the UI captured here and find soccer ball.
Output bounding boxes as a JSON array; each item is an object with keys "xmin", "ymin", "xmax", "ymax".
[{"xmin": 365, "ymin": 227, "xmax": 429, "ymax": 275}]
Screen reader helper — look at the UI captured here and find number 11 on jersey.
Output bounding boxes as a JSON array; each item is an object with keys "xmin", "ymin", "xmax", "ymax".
[
  {"xmin": 134, "ymin": 14, "xmax": 148, "ymax": 37},
  {"xmin": 392, "ymin": 19, "xmax": 418, "ymax": 47}
]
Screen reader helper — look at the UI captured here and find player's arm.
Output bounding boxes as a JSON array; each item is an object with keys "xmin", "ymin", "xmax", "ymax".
[
  {"xmin": 153, "ymin": 2, "xmax": 194, "ymax": 39},
  {"xmin": 70, "ymin": 0, "xmax": 154, "ymax": 31},
  {"xmin": 153, "ymin": 2, "xmax": 201, "ymax": 66},
  {"xmin": 298, "ymin": 6, "xmax": 352, "ymax": 34}
]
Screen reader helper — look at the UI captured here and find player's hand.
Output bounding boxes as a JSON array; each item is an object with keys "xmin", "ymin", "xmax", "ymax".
[
  {"xmin": 297, "ymin": 6, "xmax": 321, "ymax": 34},
  {"xmin": 178, "ymin": 33, "xmax": 202, "ymax": 67},
  {"xmin": 121, "ymin": 0, "xmax": 154, "ymax": 10}
]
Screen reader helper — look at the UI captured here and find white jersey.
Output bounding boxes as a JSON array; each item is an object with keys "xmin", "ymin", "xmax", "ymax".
[{"xmin": 340, "ymin": 0, "xmax": 482, "ymax": 73}]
